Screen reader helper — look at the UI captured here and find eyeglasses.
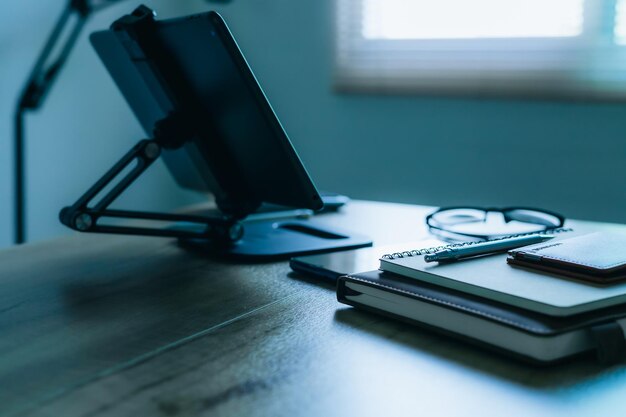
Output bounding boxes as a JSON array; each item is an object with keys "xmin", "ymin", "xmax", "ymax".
[{"xmin": 426, "ymin": 206, "xmax": 565, "ymax": 241}]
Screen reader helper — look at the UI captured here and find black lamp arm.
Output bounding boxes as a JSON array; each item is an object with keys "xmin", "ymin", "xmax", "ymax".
[
  {"xmin": 14, "ymin": 0, "xmax": 125, "ymax": 244},
  {"xmin": 18, "ymin": 0, "xmax": 91, "ymax": 110},
  {"xmin": 59, "ymin": 139, "xmax": 244, "ymax": 243}
]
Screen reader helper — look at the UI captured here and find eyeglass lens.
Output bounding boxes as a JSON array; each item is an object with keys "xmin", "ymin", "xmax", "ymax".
[{"xmin": 502, "ymin": 209, "xmax": 561, "ymax": 227}]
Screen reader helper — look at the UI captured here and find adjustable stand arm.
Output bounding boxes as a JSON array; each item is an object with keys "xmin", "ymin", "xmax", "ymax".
[{"xmin": 60, "ymin": 139, "xmax": 244, "ymax": 243}]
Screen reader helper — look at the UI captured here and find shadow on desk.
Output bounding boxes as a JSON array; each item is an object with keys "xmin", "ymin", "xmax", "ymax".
[{"xmin": 334, "ymin": 307, "xmax": 626, "ymax": 390}]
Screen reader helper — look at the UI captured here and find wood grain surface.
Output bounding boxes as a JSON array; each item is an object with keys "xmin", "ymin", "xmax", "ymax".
[{"xmin": 2, "ymin": 201, "xmax": 626, "ymax": 417}]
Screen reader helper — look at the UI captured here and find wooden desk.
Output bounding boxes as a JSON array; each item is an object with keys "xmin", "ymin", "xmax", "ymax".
[{"xmin": 2, "ymin": 201, "xmax": 626, "ymax": 417}]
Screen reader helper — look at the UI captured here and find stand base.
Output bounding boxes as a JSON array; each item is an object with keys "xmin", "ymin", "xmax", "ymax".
[{"xmin": 179, "ymin": 218, "xmax": 373, "ymax": 260}]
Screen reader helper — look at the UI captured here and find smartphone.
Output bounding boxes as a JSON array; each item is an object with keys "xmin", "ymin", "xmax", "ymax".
[{"xmin": 290, "ymin": 240, "xmax": 444, "ymax": 282}]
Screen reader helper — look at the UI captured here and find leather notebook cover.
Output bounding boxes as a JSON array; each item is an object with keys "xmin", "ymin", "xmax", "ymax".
[
  {"xmin": 507, "ymin": 232, "xmax": 626, "ymax": 284},
  {"xmin": 337, "ymin": 270, "xmax": 626, "ymax": 335}
]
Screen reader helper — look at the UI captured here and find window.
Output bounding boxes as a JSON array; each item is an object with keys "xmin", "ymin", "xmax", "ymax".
[{"xmin": 335, "ymin": 0, "xmax": 626, "ymax": 99}]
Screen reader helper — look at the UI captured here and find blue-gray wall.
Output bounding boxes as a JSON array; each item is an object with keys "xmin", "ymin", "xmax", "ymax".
[{"xmin": 2, "ymin": 0, "xmax": 626, "ymax": 248}]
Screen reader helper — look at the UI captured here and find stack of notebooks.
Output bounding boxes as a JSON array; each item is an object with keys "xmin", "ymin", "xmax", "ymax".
[{"xmin": 337, "ymin": 230, "xmax": 626, "ymax": 364}]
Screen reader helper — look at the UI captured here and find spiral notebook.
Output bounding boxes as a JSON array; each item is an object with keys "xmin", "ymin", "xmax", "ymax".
[{"xmin": 379, "ymin": 228, "xmax": 626, "ymax": 316}]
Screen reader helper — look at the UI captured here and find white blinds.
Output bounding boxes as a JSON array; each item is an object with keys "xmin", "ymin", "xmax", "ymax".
[
  {"xmin": 362, "ymin": 0, "xmax": 584, "ymax": 40},
  {"xmin": 335, "ymin": 0, "xmax": 626, "ymax": 99}
]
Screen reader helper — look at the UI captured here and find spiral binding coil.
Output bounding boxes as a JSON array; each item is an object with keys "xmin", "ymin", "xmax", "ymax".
[{"xmin": 381, "ymin": 227, "xmax": 573, "ymax": 260}]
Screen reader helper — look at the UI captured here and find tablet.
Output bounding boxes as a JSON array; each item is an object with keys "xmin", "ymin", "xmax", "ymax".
[
  {"xmin": 290, "ymin": 240, "xmax": 445, "ymax": 281},
  {"xmin": 90, "ymin": 9, "xmax": 323, "ymax": 218}
]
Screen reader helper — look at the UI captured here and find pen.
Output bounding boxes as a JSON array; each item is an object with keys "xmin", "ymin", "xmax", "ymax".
[{"xmin": 423, "ymin": 234, "xmax": 555, "ymax": 263}]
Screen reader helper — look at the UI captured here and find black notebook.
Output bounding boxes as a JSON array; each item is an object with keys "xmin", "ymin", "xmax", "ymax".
[{"xmin": 337, "ymin": 270, "xmax": 626, "ymax": 364}]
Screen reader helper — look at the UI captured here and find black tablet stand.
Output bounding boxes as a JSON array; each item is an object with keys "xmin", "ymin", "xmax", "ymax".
[
  {"xmin": 60, "ymin": 114, "xmax": 244, "ymax": 244},
  {"xmin": 60, "ymin": 6, "xmax": 372, "ymax": 259},
  {"xmin": 60, "ymin": 113, "xmax": 372, "ymax": 259}
]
